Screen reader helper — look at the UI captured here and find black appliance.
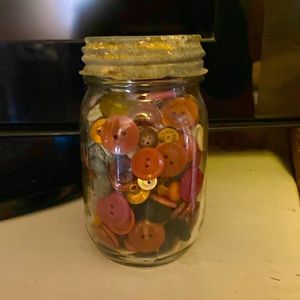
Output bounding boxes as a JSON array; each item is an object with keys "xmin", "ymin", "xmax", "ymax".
[{"xmin": 0, "ymin": 0, "xmax": 215, "ymax": 220}]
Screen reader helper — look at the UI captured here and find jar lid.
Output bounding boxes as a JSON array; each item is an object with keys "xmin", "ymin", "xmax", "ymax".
[{"xmin": 80, "ymin": 35, "xmax": 207, "ymax": 80}]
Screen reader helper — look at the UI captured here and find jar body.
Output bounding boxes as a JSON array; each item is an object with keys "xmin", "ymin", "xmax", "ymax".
[{"xmin": 80, "ymin": 77, "xmax": 208, "ymax": 266}]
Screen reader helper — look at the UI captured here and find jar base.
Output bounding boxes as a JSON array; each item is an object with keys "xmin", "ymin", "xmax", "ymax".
[{"xmin": 94, "ymin": 241, "xmax": 193, "ymax": 267}]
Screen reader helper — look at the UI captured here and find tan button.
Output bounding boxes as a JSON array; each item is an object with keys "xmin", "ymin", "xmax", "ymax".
[
  {"xmin": 128, "ymin": 220, "xmax": 165, "ymax": 253},
  {"xmin": 137, "ymin": 178, "xmax": 157, "ymax": 191},
  {"xmin": 126, "ymin": 182, "xmax": 149, "ymax": 205},
  {"xmin": 158, "ymin": 127, "xmax": 179, "ymax": 143}
]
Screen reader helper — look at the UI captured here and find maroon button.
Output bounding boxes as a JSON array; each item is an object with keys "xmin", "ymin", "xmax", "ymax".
[
  {"xmin": 100, "ymin": 116, "xmax": 139, "ymax": 154},
  {"xmin": 97, "ymin": 192, "xmax": 131, "ymax": 227},
  {"xmin": 180, "ymin": 168, "xmax": 204, "ymax": 202}
]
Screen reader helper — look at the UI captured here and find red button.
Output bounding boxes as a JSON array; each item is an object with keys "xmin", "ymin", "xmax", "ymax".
[
  {"xmin": 161, "ymin": 96, "xmax": 198, "ymax": 129},
  {"xmin": 180, "ymin": 168, "xmax": 204, "ymax": 202},
  {"xmin": 100, "ymin": 116, "xmax": 139, "ymax": 154},
  {"xmin": 128, "ymin": 220, "xmax": 165, "ymax": 253},
  {"xmin": 131, "ymin": 147, "xmax": 165, "ymax": 180},
  {"xmin": 156, "ymin": 143, "xmax": 187, "ymax": 178},
  {"xmin": 97, "ymin": 192, "xmax": 131, "ymax": 228}
]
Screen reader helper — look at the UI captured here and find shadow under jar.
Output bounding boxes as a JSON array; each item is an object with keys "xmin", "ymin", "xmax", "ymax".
[{"xmin": 80, "ymin": 35, "xmax": 208, "ymax": 266}]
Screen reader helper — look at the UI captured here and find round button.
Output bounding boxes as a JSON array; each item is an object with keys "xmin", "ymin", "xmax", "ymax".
[
  {"xmin": 150, "ymin": 193, "xmax": 178, "ymax": 208},
  {"xmin": 137, "ymin": 178, "xmax": 157, "ymax": 191},
  {"xmin": 92, "ymin": 224, "xmax": 119, "ymax": 249},
  {"xmin": 138, "ymin": 126, "xmax": 158, "ymax": 148},
  {"xmin": 145, "ymin": 199, "xmax": 172, "ymax": 223},
  {"xmin": 128, "ymin": 220, "xmax": 165, "ymax": 253},
  {"xmin": 126, "ymin": 182, "xmax": 149, "ymax": 205},
  {"xmin": 180, "ymin": 168, "xmax": 204, "ymax": 202},
  {"xmin": 97, "ymin": 192, "xmax": 131, "ymax": 227},
  {"xmin": 100, "ymin": 93, "xmax": 134, "ymax": 117},
  {"xmin": 109, "ymin": 210, "xmax": 135, "ymax": 235},
  {"xmin": 168, "ymin": 181, "xmax": 181, "ymax": 202},
  {"xmin": 90, "ymin": 118, "xmax": 106, "ymax": 144},
  {"xmin": 100, "ymin": 115, "xmax": 139, "ymax": 154},
  {"xmin": 131, "ymin": 147, "xmax": 165, "ymax": 180},
  {"xmin": 130, "ymin": 103, "xmax": 162, "ymax": 127},
  {"xmin": 165, "ymin": 219, "xmax": 191, "ymax": 241},
  {"xmin": 161, "ymin": 96, "xmax": 198, "ymax": 129},
  {"xmin": 156, "ymin": 143, "xmax": 187, "ymax": 178},
  {"xmin": 158, "ymin": 127, "xmax": 179, "ymax": 143},
  {"xmin": 178, "ymin": 134, "xmax": 198, "ymax": 163}
]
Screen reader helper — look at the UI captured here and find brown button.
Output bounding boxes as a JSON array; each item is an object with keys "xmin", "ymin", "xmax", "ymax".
[
  {"xmin": 138, "ymin": 126, "xmax": 158, "ymax": 148},
  {"xmin": 128, "ymin": 220, "xmax": 165, "ymax": 253}
]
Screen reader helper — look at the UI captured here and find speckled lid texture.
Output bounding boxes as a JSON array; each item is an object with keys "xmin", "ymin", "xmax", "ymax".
[{"xmin": 80, "ymin": 35, "xmax": 207, "ymax": 80}]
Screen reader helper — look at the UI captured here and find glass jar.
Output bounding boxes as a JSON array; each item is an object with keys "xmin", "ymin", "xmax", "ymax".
[{"xmin": 80, "ymin": 35, "xmax": 208, "ymax": 266}]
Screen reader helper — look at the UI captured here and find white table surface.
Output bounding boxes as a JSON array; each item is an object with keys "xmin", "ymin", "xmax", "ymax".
[{"xmin": 1, "ymin": 150, "xmax": 300, "ymax": 300}]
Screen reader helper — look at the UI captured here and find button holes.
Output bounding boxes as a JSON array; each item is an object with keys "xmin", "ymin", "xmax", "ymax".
[
  {"xmin": 121, "ymin": 131, "xmax": 126, "ymax": 136},
  {"xmin": 169, "ymin": 161, "xmax": 174, "ymax": 165},
  {"xmin": 140, "ymin": 234, "xmax": 145, "ymax": 239},
  {"xmin": 113, "ymin": 135, "xmax": 118, "ymax": 140},
  {"xmin": 149, "ymin": 233, "xmax": 153, "ymax": 238},
  {"xmin": 146, "ymin": 158, "xmax": 150, "ymax": 161},
  {"xmin": 146, "ymin": 141, "xmax": 150, "ymax": 145},
  {"xmin": 96, "ymin": 128, "xmax": 102, "ymax": 135},
  {"xmin": 110, "ymin": 204, "xmax": 114, "ymax": 208},
  {"xmin": 145, "ymin": 165, "xmax": 149, "ymax": 168},
  {"xmin": 164, "ymin": 155, "xmax": 168, "ymax": 159},
  {"xmin": 147, "ymin": 180, "xmax": 151, "ymax": 184},
  {"xmin": 110, "ymin": 211, "xmax": 114, "ymax": 215}
]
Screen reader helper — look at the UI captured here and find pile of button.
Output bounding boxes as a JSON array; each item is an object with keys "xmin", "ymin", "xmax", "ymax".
[{"xmin": 84, "ymin": 92, "xmax": 205, "ymax": 255}]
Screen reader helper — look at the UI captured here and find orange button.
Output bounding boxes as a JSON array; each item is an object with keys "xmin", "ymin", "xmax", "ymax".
[
  {"xmin": 161, "ymin": 95, "xmax": 198, "ymax": 129},
  {"xmin": 100, "ymin": 115, "xmax": 139, "ymax": 154},
  {"xmin": 131, "ymin": 147, "xmax": 165, "ymax": 180},
  {"xmin": 128, "ymin": 220, "xmax": 165, "ymax": 253},
  {"xmin": 156, "ymin": 143, "xmax": 187, "ymax": 178},
  {"xmin": 89, "ymin": 118, "xmax": 106, "ymax": 144},
  {"xmin": 168, "ymin": 181, "xmax": 181, "ymax": 202}
]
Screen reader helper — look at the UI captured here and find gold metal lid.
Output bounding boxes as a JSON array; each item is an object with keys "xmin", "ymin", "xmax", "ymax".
[{"xmin": 80, "ymin": 35, "xmax": 207, "ymax": 80}]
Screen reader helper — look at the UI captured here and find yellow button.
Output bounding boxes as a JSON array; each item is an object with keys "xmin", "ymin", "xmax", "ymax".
[
  {"xmin": 126, "ymin": 183, "xmax": 150, "ymax": 205},
  {"xmin": 100, "ymin": 93, "xmax": 134, "ymax": 117},
  {"xmin": 137, "ymin": 178, "xmax": 157, "ymax": 191},
  {"xmin": 158, "ymin": 127, "xmax": 179, "ymax": 143},
  {"xmin": 90, "ymin": 118, "xmax": 106, "ymax": 144}
]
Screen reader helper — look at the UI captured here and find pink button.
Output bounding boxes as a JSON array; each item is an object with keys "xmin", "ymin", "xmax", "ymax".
[
  {"xmin": 97, "ymin": 192, "xmax": 131, "ymax": 227},
  {"xmin": 100, "ymin": 116, "xmax": 139, "ymax": 154},
  {"xmin": 130, "ymin": 103, "xmax": 162, "ymax": 127},
  {"xmin": 180, "ymin": 168, "xmax": 204, "ymax": 202}
]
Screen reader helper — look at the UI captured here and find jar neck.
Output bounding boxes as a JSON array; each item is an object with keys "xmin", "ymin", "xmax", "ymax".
[{"xmin": 84, "ymin": 76, "xmax": 202, "ymax": 93}]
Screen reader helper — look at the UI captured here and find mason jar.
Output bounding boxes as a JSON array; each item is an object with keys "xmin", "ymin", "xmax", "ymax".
[{"xmin": 80, "ymin": 35, "xmax": 208, "ymax": 266}]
